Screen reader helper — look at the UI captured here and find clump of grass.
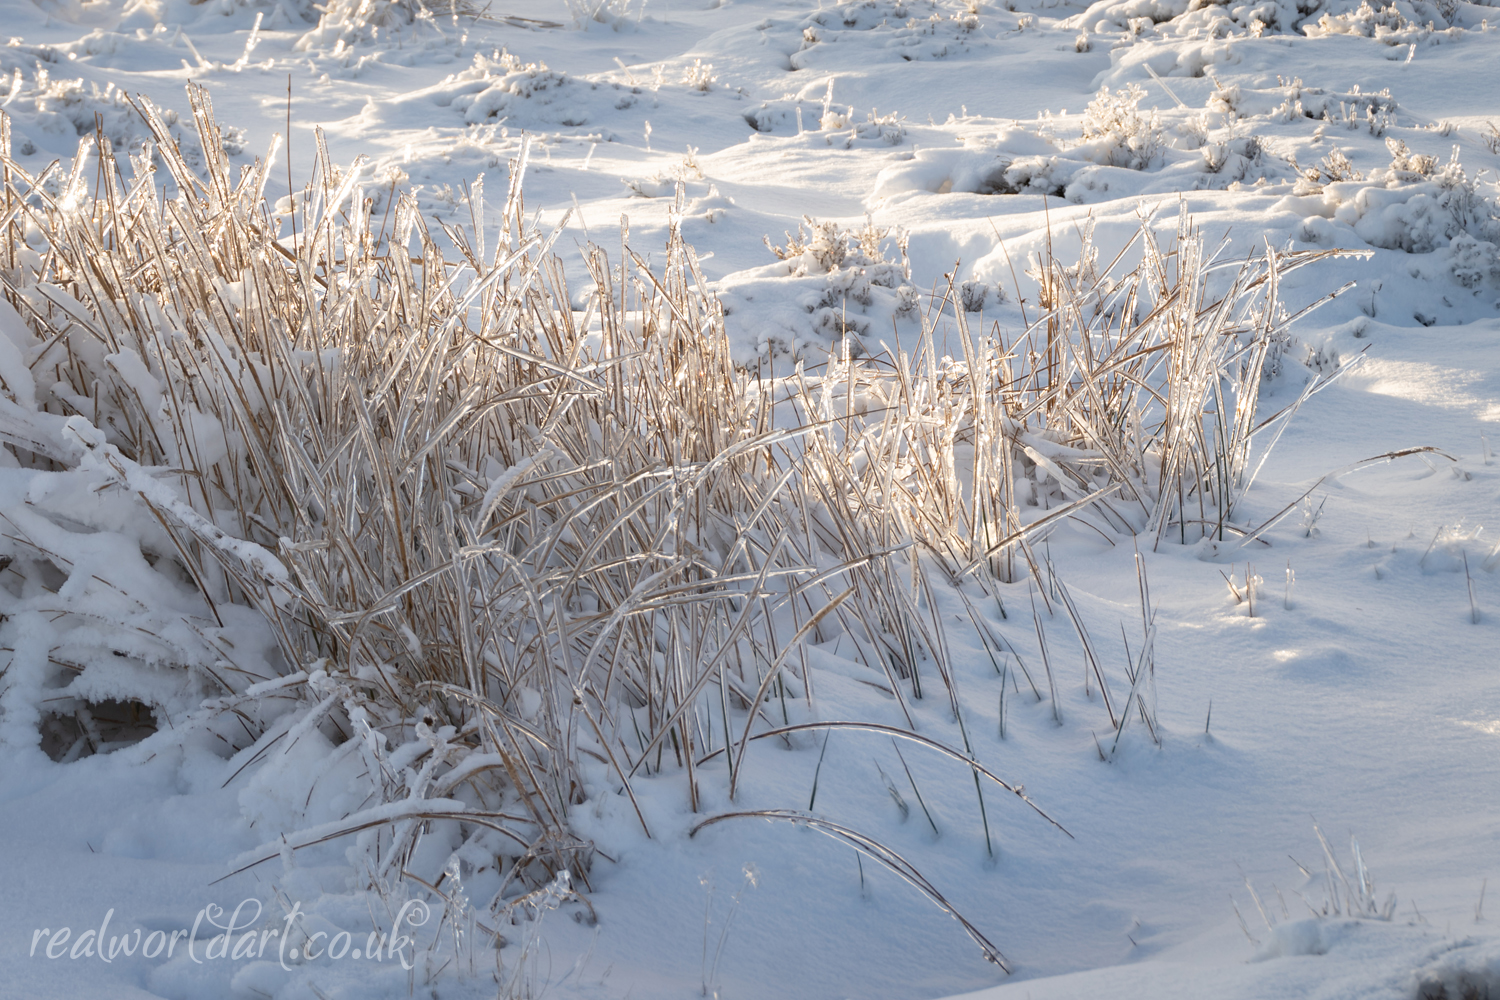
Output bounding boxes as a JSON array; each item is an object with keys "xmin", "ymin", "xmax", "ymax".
[
  {"xmin": 1233, "ymin": 824, "xmax": 1397, "ymax": 949},
  {"xmin": 0, "ymin": 86, "xmax": 1356, "ymax": 968},
  {"xmin": 764, "ymin": 214, "xmax": 909, "ymax": 278}
]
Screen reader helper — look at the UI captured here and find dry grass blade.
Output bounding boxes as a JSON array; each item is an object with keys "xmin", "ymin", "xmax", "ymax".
[
  {"xmin": 697, "ymin": 720, "xmax": 1072, "ymax": 837},
  {"xmin": 689, "ymin": 809, "xmax": 1010, "ymax": 970}
]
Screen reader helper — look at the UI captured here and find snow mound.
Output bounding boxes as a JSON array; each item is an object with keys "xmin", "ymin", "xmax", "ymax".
[
  {"xmin": 0, "ymin": 45, "xmax": 227, "ymax": 161},
  {"xmin": 377, "ymin": 49, "xmax": 748, "ymax": 140},
  {"xmin": 870, "ymin": 104, "xmax": 1297, "ymax": 206},
  {"xmin": 791, "ymin": 0, "xmax": 990, "ymax": 69},
  {"xmin": 1416, "ymin": 939, "xmax": 1500, "ymax": 1000},
  {"xmin": 1285, "ymin": 141, "xmax": 1500, "ymax": 255},
  {"xmin": 1067, "ymin": 0, "xmax": 1463, "ymax": 42}
]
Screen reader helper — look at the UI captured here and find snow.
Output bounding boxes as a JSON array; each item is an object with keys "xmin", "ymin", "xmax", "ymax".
[{"xmin": 0, "ymin": 0, "xmax": 1497, "ymax": 998}]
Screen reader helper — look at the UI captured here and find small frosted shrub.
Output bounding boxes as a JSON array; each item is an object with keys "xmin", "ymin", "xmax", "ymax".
[
  {"xmin": 683, "ymin": 58, "xmax": 718, "ymax": 92},
  {"xmin": 1319, "ymin": 148, "xmax": 1363, "ymax": 182},
  {"xmin": 1079, "ymin": 84, "xmax": 1164, "ymax": 170}
]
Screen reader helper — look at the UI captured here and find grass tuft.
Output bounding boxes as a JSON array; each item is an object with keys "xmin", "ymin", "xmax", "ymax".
[{"xmin": 0, "ymin": 84, "xmax": 1357, "ymax": 965}]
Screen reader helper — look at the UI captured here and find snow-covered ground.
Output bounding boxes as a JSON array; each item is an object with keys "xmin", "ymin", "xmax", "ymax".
[{"xmin": 0, "ymin": 0, "xmax": 1497, "ymax": 998}]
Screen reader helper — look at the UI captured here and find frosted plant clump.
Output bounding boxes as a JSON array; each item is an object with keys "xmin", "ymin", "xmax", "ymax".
[
  {"xmin": 682, "ymin": 58, "xmax": 718, "ymax": 92},
  {"xmin": 295, "ymin": 0, "xmax": 458, "ymax": 50},
  {"xmin": 0, "ymin": 56, "xmax": 202, "ymax": 160},
  {"xmin": 1316, "ymin": 143, "xmax": 1500, "ymax": 254},
  {"xmin": 773, "ymin": 218, "xmax": 917, "ymax": 334},
  {"xmin": 1076, "ymin": 84, "xmax": 1164, "ymax": 170},
  {"xmin": 765, "ymin": 216, "xmax": 910, "ymax": 280},
  {"xmin": 1304, "ymin": 0, "xmax": 1464, "ymax": 45},
  {"xmin": 718, "ymin": 216, "xmax": 921, "ymax": 351},
  {"xmin": 793, "ymin": 0, "xmax": 990, "ymax": 67},
  {"xmin": 1447, "ymin": 233, "xmax": 1500, "ymax": 289}
]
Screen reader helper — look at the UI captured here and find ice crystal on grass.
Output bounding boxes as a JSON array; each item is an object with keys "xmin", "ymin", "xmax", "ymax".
[
  {"xmin": 564, "ymin": 0, "xmax": 642, "ymax": 27},
  {"xmin": 449, "ymin": 55, "xmax": 585, "ymax": 127},
  {"xmin": 1235, "ymin": 825, "xmax": 1398, "ymax": 954},
  {"xmin": 296, "ymin": 0, "xmax": 463, "ymax": 50},
  {"xmin": 838, "ymin": 108, "xmax": 909, "ymax": 145},
  {"xmin": 1070, "ymin": 0, "xmax": 1447, "ymax": 41}
]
